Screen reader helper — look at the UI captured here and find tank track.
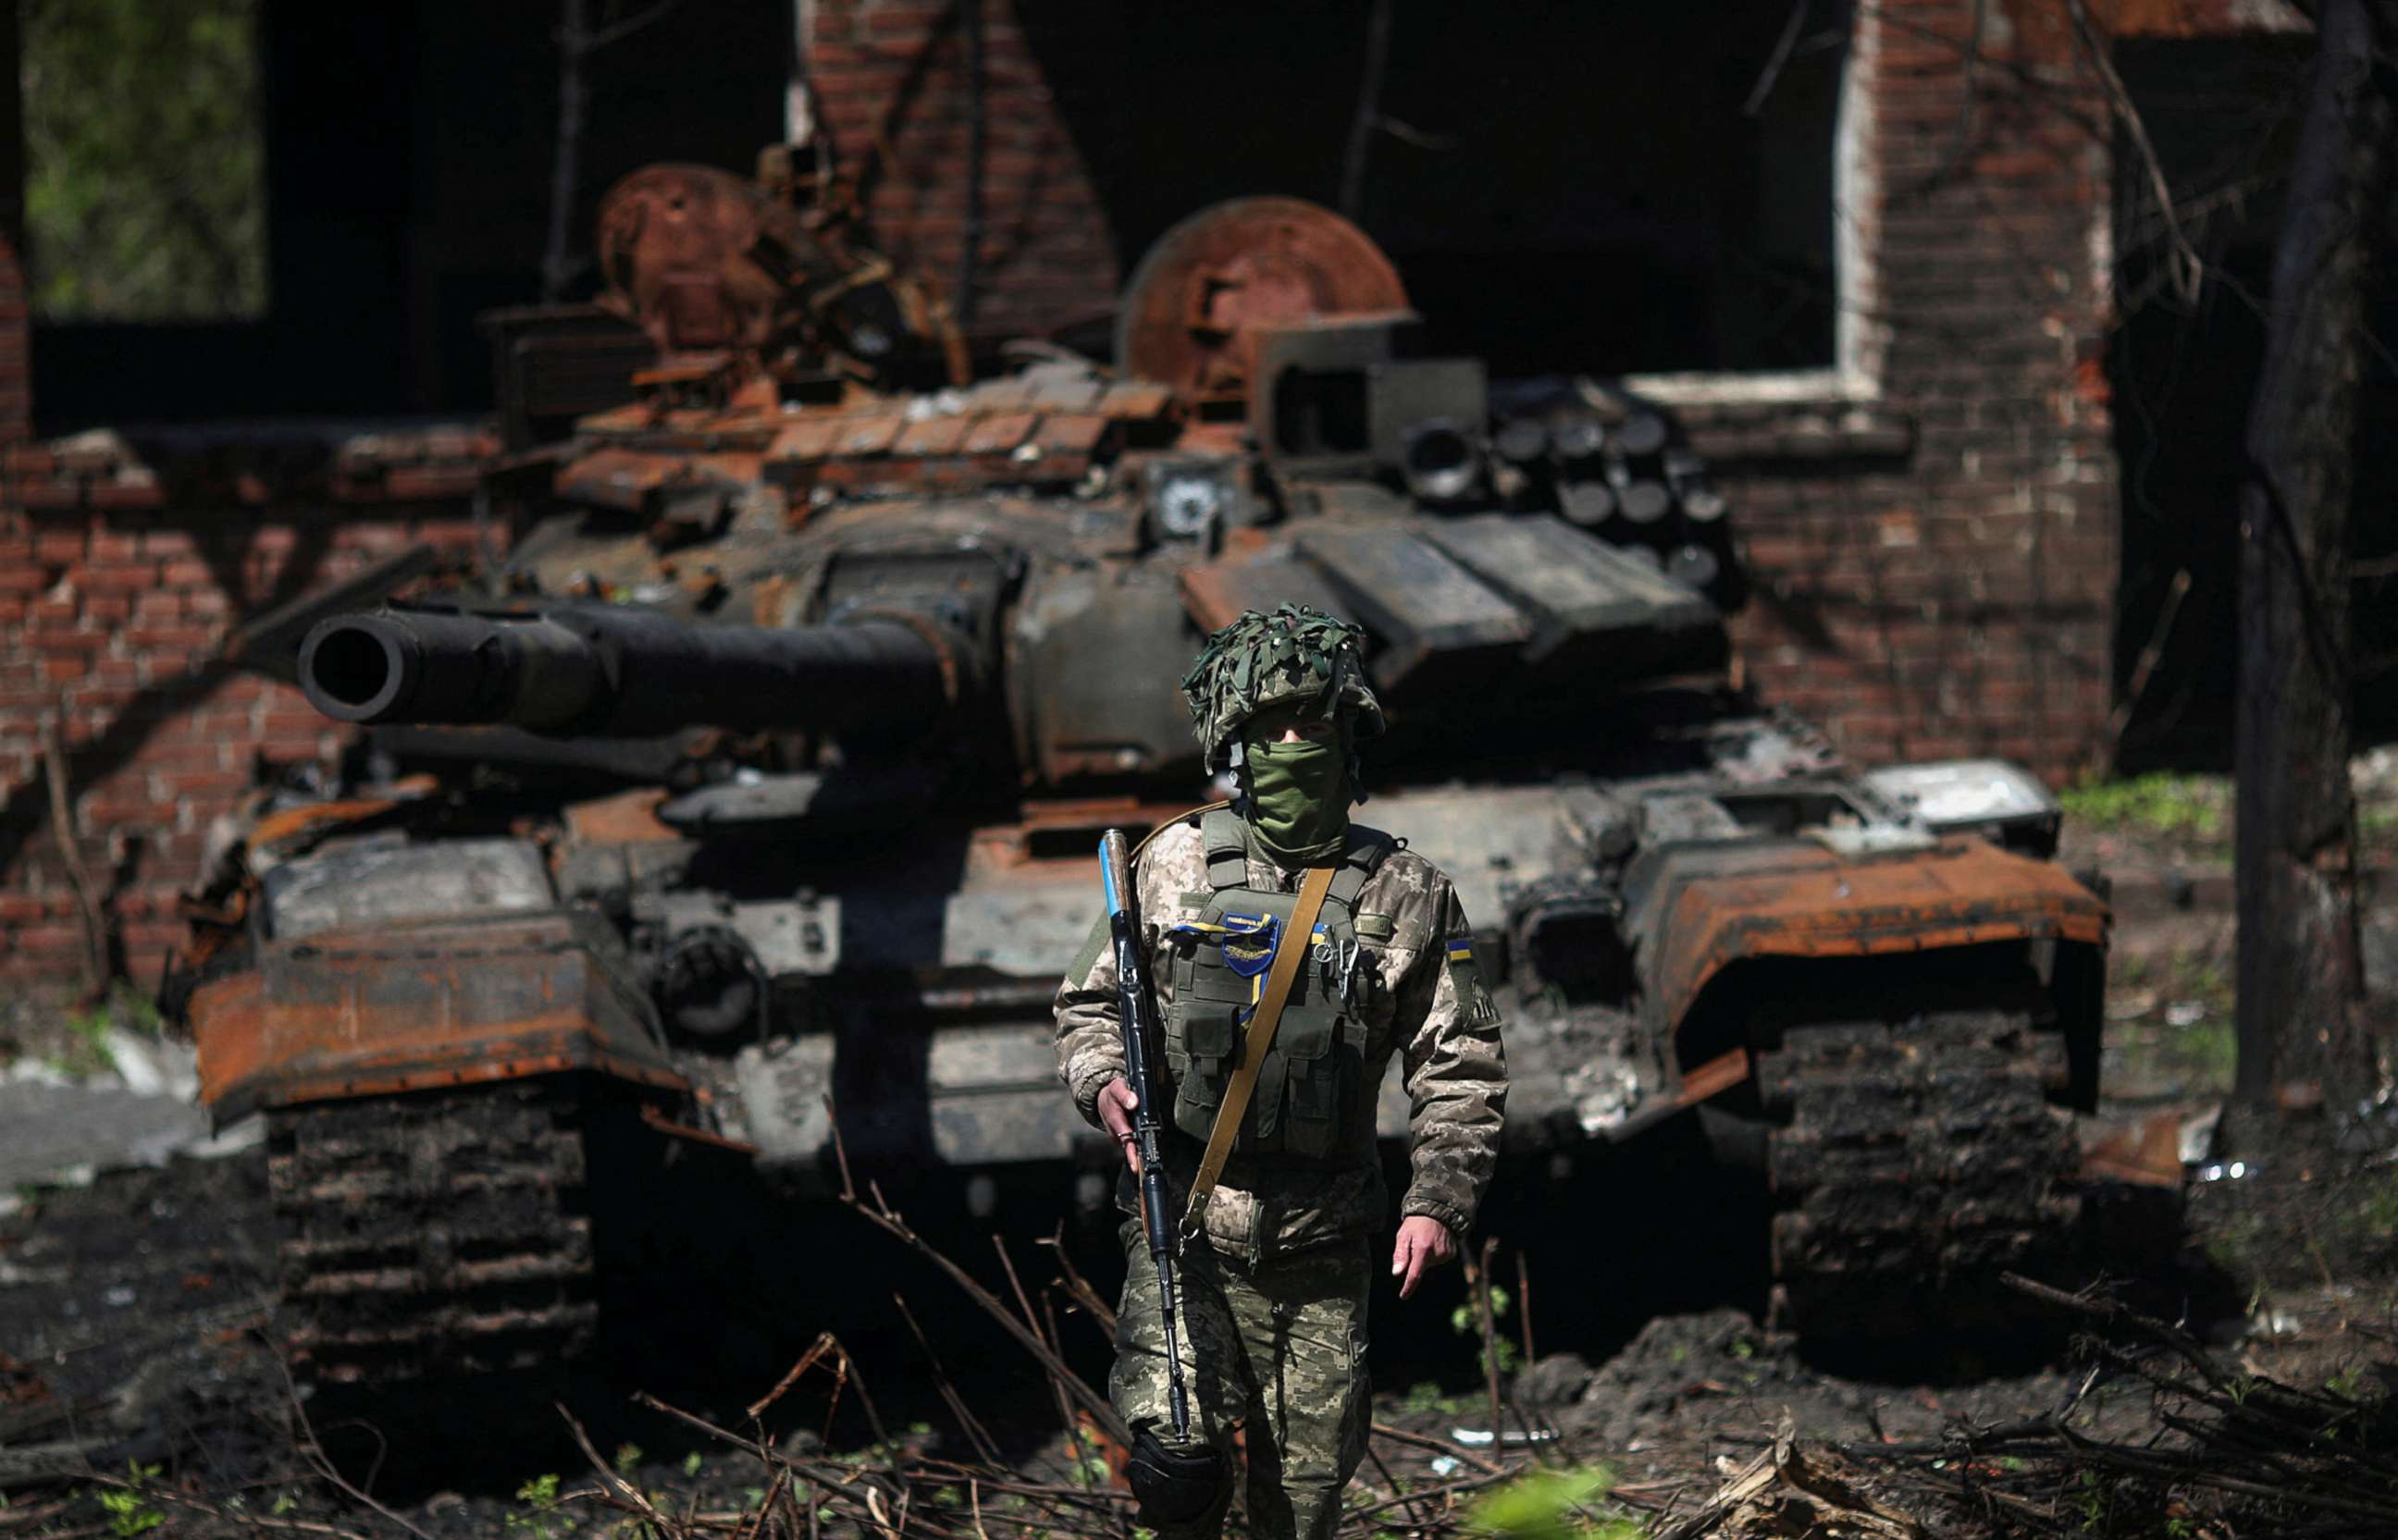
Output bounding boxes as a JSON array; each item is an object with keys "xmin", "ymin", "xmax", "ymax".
[
  {"xmin": 266, "ymin": 1078, "xmax": 597, "ymax": 1383},
  {"xmin": 1760, "ymin": 1004, "xmax": 2082, "ymax": 1337}
]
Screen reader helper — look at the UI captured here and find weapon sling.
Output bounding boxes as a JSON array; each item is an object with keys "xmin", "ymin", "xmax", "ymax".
[{"xmin": 1182, "ymin": 860, "xmax": 1337, "ymax": 1233}]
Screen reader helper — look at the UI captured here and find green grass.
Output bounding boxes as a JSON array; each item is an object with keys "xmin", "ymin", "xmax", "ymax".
[
  {"xmin": 2108, "ymin": 948, "xmax": 2239, "ymax": 1094},
  {"xmin": 32, "ymin": 986, "xmax": 164, "ymax": 1080},
  {"xmin": 2060, "ymin": 773, "xmax": 2230, "ymax": 849},
  {"xmin": 1468, "ymin": 1465, "xmax": 1640, "ymax": 1540}
]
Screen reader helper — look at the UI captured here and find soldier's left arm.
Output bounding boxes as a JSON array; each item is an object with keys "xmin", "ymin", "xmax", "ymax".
[{"xmin": 1394, "ymin": 881, "xmax": 1509, "ymax": 1238}]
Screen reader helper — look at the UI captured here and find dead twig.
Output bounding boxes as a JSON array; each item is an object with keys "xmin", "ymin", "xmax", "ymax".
[
  {"xmin": 1370, "ymin": 1421, "xmax": 1502, "ymax": 1477},
  {"xmin": 271, "ymin": 1350, "xmax": 439, "ymax": 1540},
  {"xmin": 826, "ymin": 1106, "xmax": 1131, "ymax": 1448},
  {"xmin": 1040, "ymin": 1226, "xmax": 1119, "ymax": 1337},
  {"xmin": 894, "ymin": 1294, "xmax": 1006, "ymax": 1467},
  {"xmin": 2061, "ymin": 0, "xmax": 2203, "ymax": 305},
  {"xmin": 1468, "ymin": 1238, "xmax": 1504, "ymax": 1460},
  {"xmin": 39, "ymin": 723, "xmax": 109, "ymax": 1000}
]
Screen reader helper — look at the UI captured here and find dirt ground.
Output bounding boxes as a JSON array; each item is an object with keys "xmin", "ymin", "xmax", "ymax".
[{"xmin": 6, "ymin": 782, "xmax": 2398, "ymax": 1536}]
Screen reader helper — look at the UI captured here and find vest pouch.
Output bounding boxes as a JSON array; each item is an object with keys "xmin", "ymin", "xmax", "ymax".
[
  {"xmin": 1168, "ymin": 998, "xmax": 1240, "ymax": 1142},
  {"xmin": 1269, "ymin": 1008, "xmax": 1349, "ymax": 1162}
]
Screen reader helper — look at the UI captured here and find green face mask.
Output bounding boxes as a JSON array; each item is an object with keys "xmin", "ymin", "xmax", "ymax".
[{"xmin": 1242, "ymin": 735, "xmax": 1352, "ymax": 865}]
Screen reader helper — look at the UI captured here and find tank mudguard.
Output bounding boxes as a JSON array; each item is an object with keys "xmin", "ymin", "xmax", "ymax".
[
  {"xmin": 190, "ymin": 909, "xmax": 686, "ymax": 1125},
  {"xmin": 1638, "ymin": 834, "xmax": 2109, "ymax": 1046}
]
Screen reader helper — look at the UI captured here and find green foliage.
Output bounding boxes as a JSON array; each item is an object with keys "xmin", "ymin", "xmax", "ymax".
[
  {"xmin": 611, "ymin": 1443, "xmax": 643, "ymax": 1477},
  {"xmin": 2068, "ymin": 1468, "xmax": 2111, "ymax": 1532},
  {"xmin": 2058, "ymin": 773, "xmax": 2228, "ymax": 848},
  {"xmin": 1467, "ymin": 1465, "xmax": 1638, "ymax": 1540},
  {"xmin": 680, "ymin": 1450, "xmax": 703, "ymax": 1478},
  {"xmin": 1064, "ymin": 1445, "xmax": 1113, "ymax": 1489},
  {"xmin": 1450, "ymin": 1282, "xmax": 1523, "ymax": 1374},
  {"xmin": 505, "ymin": 1472, "xmax": 572, "ymax": 1538},
  {"xmin": 99, "ymin": 1463, "xmax": 166, "ymax": 1538},
  {"xmin": 98, "ymin": 1490, "xmax": 163, "ymax": 1538},
  {"xmin": 1402, "ymin": 1380, "xmax": 1477, "ymax": 1416},
  {"xmin": 22, "ymin": 0, "xmax": 267, "ymax": 321},
  {"xmin": 43, "ymin": 987, "xmax": 165, "ymax": 1080}
]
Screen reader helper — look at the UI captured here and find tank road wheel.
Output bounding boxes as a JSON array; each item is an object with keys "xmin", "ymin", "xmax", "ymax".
[
  {"xmin": 1756, "ymin": 1003, "xmax": 2082, "ymax": 1338},
  {"xmin": 265, "ymin": 1079, "xmax": 599, "ymax": 1384}
]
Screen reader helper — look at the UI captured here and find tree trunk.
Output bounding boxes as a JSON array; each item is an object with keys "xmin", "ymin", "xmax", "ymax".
[{"xmin": 2231, "ymin": 0, "xmax": 2394, "ymax": 1116}]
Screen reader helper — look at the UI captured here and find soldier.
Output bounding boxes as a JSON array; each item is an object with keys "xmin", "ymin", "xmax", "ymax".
[{"xmin": 1055, "ymin": 604, "xmax": 1508, "ymax": 1540}]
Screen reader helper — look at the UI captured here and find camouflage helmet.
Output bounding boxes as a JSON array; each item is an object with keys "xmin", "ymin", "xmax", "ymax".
[{"xmin": 1180, "ymin": 603, "xmax": 1384, "ymax": 770}]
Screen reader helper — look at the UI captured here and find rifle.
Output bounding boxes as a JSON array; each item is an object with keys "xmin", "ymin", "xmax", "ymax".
[{"xmin": 1098, "ymin": 828, "xmax": 1192, "ymax": 1440}]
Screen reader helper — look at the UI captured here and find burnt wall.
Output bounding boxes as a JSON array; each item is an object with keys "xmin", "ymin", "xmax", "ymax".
[
  {"xmin": 0, "ymin": 431, "xmax": 493, "ymax": 987},
  {"xmin": 1714, "ymin": 0, "xmax": 2121, "ymax": 775}
]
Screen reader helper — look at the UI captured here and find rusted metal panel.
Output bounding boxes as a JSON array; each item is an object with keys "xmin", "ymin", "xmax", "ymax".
[
  {"xmin": 769, "ymin": 417, "xmax": 847, "ymax": 462},
  {"xmin": 960, "ymin": 412, "xmax": 1038, "ymax": 455},
  {"xmin": 1178, "ymin": 548, "xmax": 1350, "ymax": 633},
  {"xmin": 1652, "ymin": 838, "xmax": 2110, "ymax": 1034},
  {"xmin": 191, "ymin": 912, "xmax": 686, "ymax": 1123},
  {"xmin": 892, "ymin": 414, "xmax": 974, "ymax": 458},
  {"xmin": 1115, "ymin": 197, "xmax": 1409, "ymax": 407},
  {"xmin": 243, "ymin": 778, "xmax": 441, "ymax": 861},
  {"xmin": 2081, "ymin": 1110, "xmax": 2182, "ymax": 1188},
  {"xmin": 1098, "ymin": 380, "xmax": 1177, "ymax": 420},
  {"xmin": 562, "ymin": 787, "xmax": 678, "ymax": 844},
  {"xmin": 639, "ymin": 1101, "xmax": 759, "ymax": 1155},
  {"xmin": 833, "ymin": 415, "xmax": 907, "ymax": 457},
  {"xmin": 1033, "ymin": 413, "xmax": 1110, "ymax": 455},
  {"xmin": 555, "ymin": 447, "xmax": 679, "ymax": 511},
  {"xmin": 1678, "ymin": 1047, "xmax": 1750, "ymax": 1104}
]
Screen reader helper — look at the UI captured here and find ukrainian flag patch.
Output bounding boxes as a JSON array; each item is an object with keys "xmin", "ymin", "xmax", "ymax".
[{"xmin": 1446, "ymin": 937, "xmax": 1475, "ymax": 963}]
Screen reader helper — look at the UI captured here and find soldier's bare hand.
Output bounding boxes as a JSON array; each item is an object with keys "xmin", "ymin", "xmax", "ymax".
[
  {"xmin": 1096, "ymin": 1077, "xmax": 1142, "ymax": 1174},
  {"xmin": 1391, "ymin": 1215, "xmax": 1456, "ymax": 1299}
]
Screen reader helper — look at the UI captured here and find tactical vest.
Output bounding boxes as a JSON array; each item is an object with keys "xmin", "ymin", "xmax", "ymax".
[{"xmin": 1159, "ymin": 807, "xmax": 1394, "ymax": 1164}]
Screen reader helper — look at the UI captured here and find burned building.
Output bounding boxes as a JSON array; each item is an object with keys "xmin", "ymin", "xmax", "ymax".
[{"xmin": 0, "ymin": 0, "xmax": 2374, "ymax": 990}]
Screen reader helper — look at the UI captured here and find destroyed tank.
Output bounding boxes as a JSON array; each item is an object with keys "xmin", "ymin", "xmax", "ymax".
[{"xmin": 164, "ymin": 187, "xmax": 2124, "ymax": 1384}]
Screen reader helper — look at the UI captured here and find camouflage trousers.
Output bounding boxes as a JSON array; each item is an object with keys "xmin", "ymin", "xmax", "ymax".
[{"xmin": 1111, "ymin": 1222, "xmax": 1371, "ymax": 1540}]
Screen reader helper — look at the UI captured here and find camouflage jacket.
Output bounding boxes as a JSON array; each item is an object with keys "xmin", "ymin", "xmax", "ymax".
[{"xmin": 1054, "ymin": 812, "xmax": 1507, "ymax": 1261}]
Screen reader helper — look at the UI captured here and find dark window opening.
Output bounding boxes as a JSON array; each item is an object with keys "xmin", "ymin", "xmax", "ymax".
[
  {"xmin": 1017, "ymin": 0, "xmax": 1847, "ymax": 378},
  {"xmin": 30, "ymin": 0, "xmax": 786, "ymax": 429}
]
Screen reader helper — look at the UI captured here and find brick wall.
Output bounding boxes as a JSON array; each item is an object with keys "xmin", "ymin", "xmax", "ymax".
[
  {"xmin": 1703, "ymin": 0, "xmax": 2125, "ymax": 778},
  {"xmin": 807, "ymin": 0, "xmax": 1120, "ymax": 339},
  {"xmin": 0, "ymin": 429, "xmax": 496, "ymax": 990}
]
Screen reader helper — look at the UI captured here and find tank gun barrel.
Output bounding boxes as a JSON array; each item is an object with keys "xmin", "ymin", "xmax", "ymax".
[{"xmin": 298, "ymin": 604, "xmax": 969, "ymax": 738}]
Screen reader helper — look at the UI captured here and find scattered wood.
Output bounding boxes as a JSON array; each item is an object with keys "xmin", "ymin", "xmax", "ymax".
[
  {"xmin": 1659, "ymin": 1417, "xmax": 1922, "ymax": 1540},
  {"xmin": 1741, "ymin": 1275, "xmax": 2398, "ymax": 1539}
]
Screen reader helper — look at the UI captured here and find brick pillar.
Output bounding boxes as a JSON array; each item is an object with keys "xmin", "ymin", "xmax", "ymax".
[
  {"xmin": 804, "ymin": 0, "xmax": 1119, "ymax": 342},
  {"xmin": 1712, "ymin": 0, "xmax": 2122, "ymax": 782}
]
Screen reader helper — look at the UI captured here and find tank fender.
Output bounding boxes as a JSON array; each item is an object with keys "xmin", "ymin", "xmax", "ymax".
[
  {"xmin": 1638, "ymin": 835, "xmax": 2109, "ymax": 1070},
  {"xmin": 192, "ymin": 907, "xmax": 686, "ymax": 1126}
]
